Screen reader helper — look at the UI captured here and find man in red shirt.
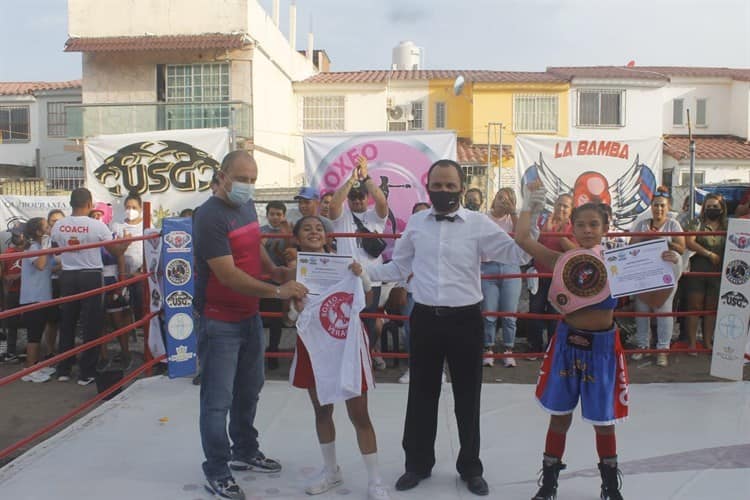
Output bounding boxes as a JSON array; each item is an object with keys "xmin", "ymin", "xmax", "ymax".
[
  {"xmin": 0, "ymin": 225, "xmax": 25, "ymax": 362},
  {"xmin": 194, "ymin": 150, "xmax": 308, "ymax": 500}
]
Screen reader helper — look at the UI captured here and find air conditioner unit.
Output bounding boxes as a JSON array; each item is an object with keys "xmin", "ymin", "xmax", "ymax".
[{"xmin": 387, "ymin": 104, "xmax": 413, "ymax": 122}]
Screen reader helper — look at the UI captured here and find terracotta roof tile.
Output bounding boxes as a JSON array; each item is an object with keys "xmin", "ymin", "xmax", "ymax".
[
  {"xmin": 547, "ymin": 66, "xmax": 670, "ymax": 80},
  {"xmin": 547, "ymin": 65, "xmax": 750, "ymax": 82},
  {"xmin": 457, "ymin": 137, "xmax": 513, "ymax": 164},
  {"xmin": 300, "ymin": 70, "xmax": 568, "ymax": 84},
  {"xmin": 64, "ymin": 34, "xmax": 250, "ymax": 52},
  {"xmin": 663, "ymin": 135, "xmax": 750, "ymax": 161},
  {"xmin": 0, "ymin": 81, "xmax": 82, "ymax": 96}
]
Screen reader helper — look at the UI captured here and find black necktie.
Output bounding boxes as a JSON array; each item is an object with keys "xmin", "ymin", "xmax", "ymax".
[{"xmin": 435, "ymin": 214, "xmax": 456, "ymax": 222}]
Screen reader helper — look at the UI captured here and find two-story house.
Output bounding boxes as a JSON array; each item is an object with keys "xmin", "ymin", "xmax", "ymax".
[
  {"xmin": 548, "ymin": 66, "xmax": 750, "ymax": 192},
  {"xmin": 65, "ymin": 0, "xmax": 317, "ymax": 189},
  {"xmin": 294, "ymin": 70, "xmax": 571, "ymax": 195},
  {"xmin": 0, "ymin": 81, "xmax": 82, "ymax": 192}
]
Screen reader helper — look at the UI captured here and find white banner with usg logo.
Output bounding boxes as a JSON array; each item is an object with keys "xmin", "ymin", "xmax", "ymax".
[
  {"xmin": 84, "ymin": 128, "xmax": 229, "ymax": 226},
  {"xmin": 710, "ymin": 218, "xmax": 750, "ymax": 381}
]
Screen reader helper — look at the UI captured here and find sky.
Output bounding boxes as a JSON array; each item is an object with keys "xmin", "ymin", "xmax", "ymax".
[{"xmin": 1, "ymin": 0, "xmax": 749, "ymax": 81}]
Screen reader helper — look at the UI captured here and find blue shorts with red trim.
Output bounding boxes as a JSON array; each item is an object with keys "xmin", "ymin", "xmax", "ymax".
[{"xmin": 535, "ymin": 321, "xmax": 629, "ymax": 425}]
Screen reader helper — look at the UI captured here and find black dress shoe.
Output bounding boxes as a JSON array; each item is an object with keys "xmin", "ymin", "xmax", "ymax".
[
  {"xmin": 395, "ymin": 471, "xmax": 430, "ymax": 491},
  {"xmin": 462, "ymin": 475, "xmax": 489, "ymax": 496}
]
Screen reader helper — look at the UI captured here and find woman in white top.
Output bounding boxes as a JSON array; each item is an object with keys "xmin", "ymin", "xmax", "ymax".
[
  {"xmin": 115, "ymin": 192, "xmax": 144, "ymax": 322},
  {"xmin": 629, "ymin": 187, "xmax": 685, "ymax": 366},
  {"xmin": 480, "ymin": 188, "xmax": 523, "ymax": 367}
]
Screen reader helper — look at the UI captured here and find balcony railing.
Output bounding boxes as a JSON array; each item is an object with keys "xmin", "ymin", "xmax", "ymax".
[{"xmin": 66, "ymin": 101, "xmax": 252, "ymax": 139}]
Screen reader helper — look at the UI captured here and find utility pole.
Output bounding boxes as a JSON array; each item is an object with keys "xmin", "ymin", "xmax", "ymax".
[{"xmin": 687, "ymin": 109, "xmax": 695, "ymax": 222}]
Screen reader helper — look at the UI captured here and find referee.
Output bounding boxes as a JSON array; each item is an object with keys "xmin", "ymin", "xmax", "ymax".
[{"xmin": 365, "ymin": 160, "xmax": 531, "ymax": 496}]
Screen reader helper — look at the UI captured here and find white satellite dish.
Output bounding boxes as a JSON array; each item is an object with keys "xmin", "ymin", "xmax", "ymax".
[{"xmin": 453, "ymin": 75, "xmax": 465, "ymax": 96}]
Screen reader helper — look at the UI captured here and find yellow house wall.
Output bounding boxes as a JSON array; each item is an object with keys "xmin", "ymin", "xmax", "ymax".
[
  {"xmin": 427, "ymin": 80, "xmax": 473, "ymax": 139},
  {"xmin": 472, "ymin": 83, "xmax": 569, "ymax": 167}
]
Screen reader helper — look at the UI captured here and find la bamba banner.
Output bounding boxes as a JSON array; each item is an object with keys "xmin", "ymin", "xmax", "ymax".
[
  {"xmin": 84, "ymin": 128, "xmax": 230, "ymax": 223},
  {"xmin": 516, "ymin": 136, "xmax": 662, "ymax": 230}
]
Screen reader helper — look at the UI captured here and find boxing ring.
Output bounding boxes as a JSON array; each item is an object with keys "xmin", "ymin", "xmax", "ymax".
[
  {"xmin": 0, "ymin": 224, "xmax": 748, "ymax": 500},
  {"xmin": 1, "ymin": 378, "xmax": 749, "ymax": 499}
]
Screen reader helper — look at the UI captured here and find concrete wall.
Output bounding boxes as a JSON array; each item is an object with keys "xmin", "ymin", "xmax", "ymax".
[
  {"xmin": 427, "ymin": 80, "xmax": 473, "ymax": 138},
  {"xmin": 69, "ymin": 0, "xmax": 248, "ymax": 37},
  {"xmin": 566, "ymin": 81, "xmax": 664, "ymax": 139}
]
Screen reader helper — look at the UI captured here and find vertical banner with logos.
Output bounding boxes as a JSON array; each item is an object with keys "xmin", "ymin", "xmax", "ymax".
[
  {"xmin": 710, "ymin": 218, "xmax": 750, "ymax": 381},
  {"xmin": 143, "ymin": 228, "xmax": 165, "ymax": 359},
  {"xmin": 160, "ymin": 217, "xmax": 196, "ymax": 378}
]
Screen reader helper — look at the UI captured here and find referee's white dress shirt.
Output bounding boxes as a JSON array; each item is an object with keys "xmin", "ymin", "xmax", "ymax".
[{"xmin": 366, "ymin": 207, "xmax": 531, "ymax": 307}]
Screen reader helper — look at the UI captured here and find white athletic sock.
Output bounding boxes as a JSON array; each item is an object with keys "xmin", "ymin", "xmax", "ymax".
[
  {"xmin": 362, "ymin": 452, "xmax": 382, "ymax": 485},
  {"xmin": 320, "ymin": 441, "xmax": 338, "ymax": 474}
]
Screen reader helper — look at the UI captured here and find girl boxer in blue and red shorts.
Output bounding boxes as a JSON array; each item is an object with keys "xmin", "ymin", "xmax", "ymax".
[{"xmin": 515, "ymin": 184, "xmax": 679, "ymax": 500}]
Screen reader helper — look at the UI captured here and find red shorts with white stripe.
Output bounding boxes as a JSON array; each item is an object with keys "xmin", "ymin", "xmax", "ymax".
[{"xmin": 290, "ymin": 336, "xmax": 370, "ymax": 393}]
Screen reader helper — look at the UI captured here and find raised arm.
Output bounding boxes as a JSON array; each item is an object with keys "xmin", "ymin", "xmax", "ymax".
[
  {"xmin": 329, "ymin": 159, "xmax": 360, "ymax": 221},
  {"xmin": 515, "ymin": 185, "xmax": 561, "ymax": 271},
  {"xmin": 358, "ymin": 157, "xmax": 388, "ymax": 219}
]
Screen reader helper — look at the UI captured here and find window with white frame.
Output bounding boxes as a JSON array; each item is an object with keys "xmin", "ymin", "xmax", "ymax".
[
  {"xmin": 680, "ymin": 171, "xmax": 705, "ymax": 186},
  {"xmin": 302, "ymin": 96, "xmax": 345, "ymax": 131},
  {"xmin": 673, "ymin": 99, "xmax": 684, "ymax": 126},
  {"xmin": 577, "ymin": 89, "xmax": 625, "ymax": 127},
  {"xmin": 0, "ymin": 106, "xmax": 30, "ymax": 143},
  {"xmin": 513, "ymin": 94, "xmax": 558, "ymax": 133},
  {"xmin": 409, "ymin": 101, "xmax": 424, "ymax": 130},
  {"xmin": 48, "ymin": 101, "xmax": 76, "ymax": 137},
  {"xmin": 165, "ymin": 63, "xmax": 231, "ymax": 129},
  {"xmin": 435, "ymin": 102, "xmax": 446, "ymax": 128},
  {"xmin": 696, "ymin": 98, "xmax": 707, "ymax": 127}
]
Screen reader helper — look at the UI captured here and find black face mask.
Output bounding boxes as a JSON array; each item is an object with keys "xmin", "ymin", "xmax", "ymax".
[
  {"xmin": 704, "ymin": 208, "xmax": 722, "ymax": 221},
  {"xmin": 465, "ymin": 202, "xmax": 481, "ymax": 211},
  {"xmin": 428, "ymin": 190, "xmax": 461, "ymax": 213}
]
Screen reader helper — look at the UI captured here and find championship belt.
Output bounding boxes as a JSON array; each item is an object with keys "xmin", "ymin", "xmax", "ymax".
[{"xmin": 549, "ymin": 247, "xmax": 611, "ymax": 315}]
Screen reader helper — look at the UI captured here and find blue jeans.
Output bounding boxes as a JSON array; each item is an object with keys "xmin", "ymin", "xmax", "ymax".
[
  {"xmin": 199, "ymin": 315, "xmax": 265, "ymax": 480},
  {"xmin": 480, "ymin": 262, "xmax": 522, "ymax": 349},
  {"xmin": 635, "ymin": 290, "xmax": 676, "ymax": 350}
]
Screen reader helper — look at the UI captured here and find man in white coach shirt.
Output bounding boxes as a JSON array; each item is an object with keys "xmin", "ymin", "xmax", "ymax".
[
  {"xmin": 364, "ymin": 160, "xmax": 531, "ymax": 497},
  {"xmin": 51, "ymin": 188, "xmax": 125, "ymax": 386}
]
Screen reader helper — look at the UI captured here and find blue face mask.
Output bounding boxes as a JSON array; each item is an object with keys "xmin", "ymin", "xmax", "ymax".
[{"xmin": 226, "ymin": 180, "xmax": 255, "ymax": 206}]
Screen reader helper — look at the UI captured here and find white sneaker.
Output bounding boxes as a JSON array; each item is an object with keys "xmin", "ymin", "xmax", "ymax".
[
  {"xmin": 372, "ymin": 356, "xmax": 386, "ymax": 371},
  {"xmin": 305, "ymin": 467, "xmax": 343, "ymax": 495},
  {"xmin": 631, "ymin": 353, "xmax": 643, "ymax": 361},
  {"xmin": 398, "ymin": 369, "xmax": 410, "ymax": 384},
  {"xmin": 367, "ymin": 481, "xmax": 391, "ymax": 500},
  {"xmin": 22, "ymin": 370, "xmax": 50, "ymax": 383},
  {"xmin": 502, "ymin": 351, "xmax": 517, "ymax": 368},
  {"xmin": 656, "ymin": 353, "xmax": 669, "ymax": 367},
  {"xmin": 482, "ymin": 349, "xmax": 494, "ymax": 367},
  {"xmin": 39, "ymin": 366, "xmax": 56, "ymax": 376}
]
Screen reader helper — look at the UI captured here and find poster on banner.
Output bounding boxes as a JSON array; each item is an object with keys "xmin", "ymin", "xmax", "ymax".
[
  {"xmin": 160, "ymin": 217, "xmax": 197, "ymax": 378},
  {"xmin": 84, "ymin": 128, "xmax": 229, "ymax": 227},
  {"xmin": 516, "ymin": 136, "xmax": 662, "ymax": 230},
  {"xmin": 710, "ymin": 218, "xmax": 750, "ymax": 381},
  {"xmin": 304, "ymin": 132, "xmax": 456, "ymax": 257},
  {"xmin": 0, "ymin": 195, "xmax": 69, "ymax": 231}
]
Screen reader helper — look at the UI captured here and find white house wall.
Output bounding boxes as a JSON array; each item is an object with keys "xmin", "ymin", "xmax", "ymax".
[
  {"xmin": 0, "ymin": 95, "xmax": 39, "ymax": 168},
  {"xmin": 662, "ymin": 78, "xmax": 735, "ymax": 135},
  {"xmin": 730, "ymin": 81, "xmax": 750, "ymax": 139},
  {"xmin": 68, "ymin": 0, "xmax": 248, "ymax": 37},
  {"xmin": 566, "ymin": 82, "xmax": 664, "ymax": 139},
  {"xmin": 35, "ymin": 90, "xmax": 82, "ymax": 175}
]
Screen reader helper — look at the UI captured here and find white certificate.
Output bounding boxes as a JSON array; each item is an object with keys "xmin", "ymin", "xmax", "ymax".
[
  {"xmin": 603, "ymin": 239, "xmax": 676, "ymax": 298},
  {"xmin": 295, "ymin": 252, "xmax": 353, "ymax": 296}
]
